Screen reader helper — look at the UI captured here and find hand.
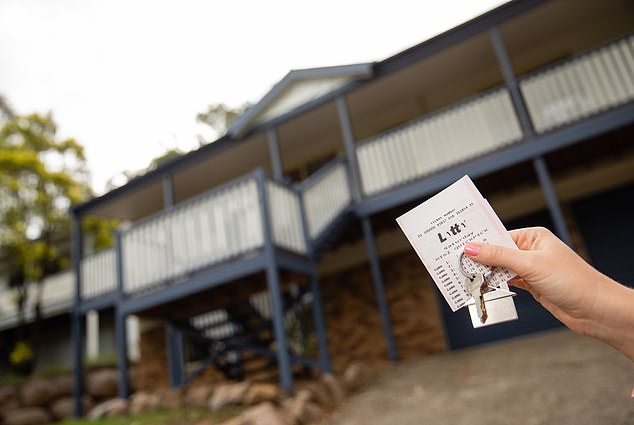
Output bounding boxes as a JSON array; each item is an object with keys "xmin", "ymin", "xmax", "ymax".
[{"xmin": 464, "ymin": 227, "xmax": 634, "ymax": 361}]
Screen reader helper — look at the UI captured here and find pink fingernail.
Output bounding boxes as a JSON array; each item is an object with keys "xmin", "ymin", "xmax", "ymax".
[{"xmin": 464, "ymin": 243, "xmax": 481, "ymax": 256}]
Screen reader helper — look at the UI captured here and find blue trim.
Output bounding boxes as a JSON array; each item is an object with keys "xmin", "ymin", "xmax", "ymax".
[
  {"xmin": 120, "ymin": 253, "xmax": 266, "ymax": 315},
  {"xmin": 275, "ymin": 249, "xmax": 313, "ymax": 275},
  {"xmin": 533, "ymin": 157, "xmax": 573, "ymax": 246},
  {"xmin": 78, "ymin": 292, "xmax": 117, "ymax": 314},
  {"xmin": 356, "ymin": 102, "xmax": 634, "ymax": 217}
]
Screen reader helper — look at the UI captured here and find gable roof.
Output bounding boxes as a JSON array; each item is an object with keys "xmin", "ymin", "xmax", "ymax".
[{"xmin": 228, "ymin": 63, "xmax": 374, "ymax": 138}]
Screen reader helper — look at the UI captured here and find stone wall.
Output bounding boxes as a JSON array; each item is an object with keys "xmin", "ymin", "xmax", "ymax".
[
  {"xmin": 0, "ymin": 368, "xmax": 118, "ymax": 425},
  {"xmin": 321, "ymin": 251, "xmax": 447, "ymax": 373}
]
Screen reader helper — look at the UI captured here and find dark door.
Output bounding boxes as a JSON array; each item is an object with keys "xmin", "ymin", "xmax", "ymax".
[{"xmin": 572, "ymin": 183, "xmax": 634, "ymax": 288}]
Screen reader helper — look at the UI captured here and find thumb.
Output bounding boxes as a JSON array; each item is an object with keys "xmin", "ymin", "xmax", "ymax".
[{"xmin": 464, "ymin": 242, "xmax": 529, "ymax": 276}]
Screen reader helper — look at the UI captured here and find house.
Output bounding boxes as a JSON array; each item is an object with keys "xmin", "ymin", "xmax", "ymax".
[{"xmin": 70, "ymin": 0, "xmax": 634, "ymax": 416}]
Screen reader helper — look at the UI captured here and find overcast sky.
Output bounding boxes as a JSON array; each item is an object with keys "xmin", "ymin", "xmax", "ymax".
[{"xmin": 1, "ymin": 0, "xmax": 506, "ymax": 194}]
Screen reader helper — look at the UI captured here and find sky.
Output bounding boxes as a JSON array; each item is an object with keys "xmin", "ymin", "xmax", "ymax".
[{"xmin": 0, "ymin": 0, "xmax": 507, "ymax": 194}]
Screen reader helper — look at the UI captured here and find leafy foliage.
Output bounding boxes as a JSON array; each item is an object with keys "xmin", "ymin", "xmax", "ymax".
[
  {"xmin": 0, "ymin": 112, "xmax": 90, "ymax": 282},
  {"xmin": 0, "ymin": 111, "xmax": 112, "ymax": 370},
  {"xmin": 196, "ymin": 102, "xmax": 250, "ymax": 142}
]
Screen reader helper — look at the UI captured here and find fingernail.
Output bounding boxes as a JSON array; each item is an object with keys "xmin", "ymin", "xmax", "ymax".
[{"xmin": 464, "ymin": 243, "xmax": 481, "ymax": 256}]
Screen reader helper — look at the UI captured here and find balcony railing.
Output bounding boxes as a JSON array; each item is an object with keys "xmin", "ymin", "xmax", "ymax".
[
  {"xmin": 81, "ymin": 249, "xmax": 117, "ymax": 298},
  {"xmin": 301, "ymin": 159, "xmax": 352, "ymax": 240},
  {"xmin": 356, "ymin": 88, "xmax": 522, "ymax": 196},
  {"xmin": 0, "ymin": 270, "xmax": 73, "ymax": 328},
  {"xmin": 520, "ymin": 34, "xmax": 634, "ymax": 133},
  {"xmin": 267, "ymin": 181, "xmax": 306, "ymax": 254},
  {"xmin": 122, "ymin": 175, "xmax": 263, "ymax": 294}
]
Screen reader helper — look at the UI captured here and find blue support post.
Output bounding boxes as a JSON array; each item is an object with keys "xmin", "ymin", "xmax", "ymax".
[
  {"xmin": 308, "ymin": 269, "xmax": 332, "ymax": 373},
  {"xmin": 256, "ymin": 170, "xmax": 293, "ymax": 392},
  {"xmin": 166, "ymin": 322, "xmax": 185, "ymax": 387},
  {"xmin": 114, "ymin": 231, "xmax": 130, "ymax": 399},
  {"xmin": 533, "ymin": 157, "xmax": 573, "ymax": 247},
  {"xmin": 489, "ymin": 27, "xmax": 534, "ymax": 137},
  {"xmin": 296, "ymin": 187, "xmax": 332, "ymax": 373},
  {"xmin": 267, "ymin": 128, "xmax": 284, "ymax": 182},
  {"xmin": 361, "ymin": 217, "xmax": 399, "ymax": 361},
  {"xmin": 336, "ymin": 96, "xmax": 363, "ymax": 203},
  {"xmin": 71, "ymin": 214, "xmax": 85, "ymax": 417}
]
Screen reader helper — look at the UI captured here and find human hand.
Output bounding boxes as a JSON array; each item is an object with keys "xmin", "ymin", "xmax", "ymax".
[{"xmin": 463, "ymin": 227, "xmax": 634, "ymax": 361}]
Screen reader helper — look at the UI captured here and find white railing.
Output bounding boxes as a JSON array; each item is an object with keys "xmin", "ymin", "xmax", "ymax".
[
  {"xmin": 357, "ymin": 88, "xmax": 522, "ymax": 196},
  {"xmin": 81, "ymin": 249, "xmax": 117, "ymax": 298},
  {"xmin": 303, "ymin": 160, "xmax": 352, "ymax": 239},
  {"xmin": 520, "ymin": 35, "xmax": 634, "ymax": 133},
  {"xmin": 267, "ymin": 182, "xmax": 306, "ymax": 254},
  {"xmin": 122, "ymin": 177, "xmax": 263, "ymax": 293},
  {"xmin": 0, "ymin": 270, "xmax": 74, "ymax": 329}
]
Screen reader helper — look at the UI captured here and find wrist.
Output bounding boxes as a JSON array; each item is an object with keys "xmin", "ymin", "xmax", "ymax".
[{"xmin": 583, "ymin": 274, "xmax": 634, "ymax": 361}]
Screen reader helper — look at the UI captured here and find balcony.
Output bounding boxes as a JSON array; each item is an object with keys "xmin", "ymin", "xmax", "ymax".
[
  {"xmin": 355, "ymin": 33, "xmax": 634, "ymax": 198},
  {"xmin": 79, "ymin": 34, "xmax": 634, "ymax": 304},
  {"xmin": 80, "ymin": 161, "xmax": 352, "ymax": 301}
]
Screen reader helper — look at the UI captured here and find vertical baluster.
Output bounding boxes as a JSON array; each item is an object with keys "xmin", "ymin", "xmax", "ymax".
[
  {"xmin": 580, "ymin": 57, "xmax": 607, "ymax": 112},
  {"xmin": 520, "ymin": 79, "xmax": 540, "ymax": 132},
  {"xmin": 607, "ymin": 46, "xmax": 634, "ymax": 101},
  {"xmin": 592, "ymin": 52, "xmax": 617, "ymax": 107},
  {"xmin": 614, "ymin": 42, "xmax": 634, "ymax": 100}
]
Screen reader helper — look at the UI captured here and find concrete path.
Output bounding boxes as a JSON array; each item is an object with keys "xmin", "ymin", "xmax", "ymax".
[{"xmin": 326, "ymin": 329, "xmax": 633, "ymax": 425}]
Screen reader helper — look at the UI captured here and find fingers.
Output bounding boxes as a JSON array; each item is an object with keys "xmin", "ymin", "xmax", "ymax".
[{"xmin": 464, "ymin": 241, "xmax": 530, "ymax": 276}]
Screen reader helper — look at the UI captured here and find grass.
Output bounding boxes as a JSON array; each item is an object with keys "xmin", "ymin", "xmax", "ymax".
[{"xmin": 55, "ymin": 407, "xmax": 243, "ymax": 425}]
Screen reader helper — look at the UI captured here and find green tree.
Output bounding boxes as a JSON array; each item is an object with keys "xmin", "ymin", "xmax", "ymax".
[
  {"xmin": 0, "ymin": 111, "xmax": 92, "ymax": 370},
  {"xmin": 196, "ymin": 102, "xmax": 250, "ymax": 144}
]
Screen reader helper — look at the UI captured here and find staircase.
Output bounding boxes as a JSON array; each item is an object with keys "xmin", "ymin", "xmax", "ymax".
[{"xmin": 169, "ymin": 157, "xmax": 354, "ymax": 384}]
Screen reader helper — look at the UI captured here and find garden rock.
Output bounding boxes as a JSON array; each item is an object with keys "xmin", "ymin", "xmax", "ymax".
[
  {"xmin": 342, "ymin": 362, "xmax": 369, "ymax": 392},
  {"xmin": 185, "ymin": 384, "xmax": 214, "ymax": 408},
  {"xmin": 0, "ymin": 385, "xmax": 19, "ymax": 411},
  {"xmin": 221, "ymin": 402, "xmax": 294, "ymax": 425},
  {"xmin": 129, "ymin": 391, "xmax": 160, "ymax": 415},
  {"xmin": 243, "ymin": 383, "xmax": 280, "ymax": 405},
  {"xmin": 3, "ymin": 407, "xmax": 51, "ymax": 425},
  {"xmin": 321, "ymin": 374, "xmax": 345, "ymax": 404},
  {"xmin": 209, "ymin": 381, "xmax": 250, "ymax": 411},
  {"xmin": 285, "ymin": 390, "xmax": 322, "ymax": 424},
  {"xmin": 19, "ymin": 379, "xmax": 56, "ymax": 406},
  {"xmin": 86, "ymin": 369, "xmax": 119, "ymax": 399},
  {"xmin": 159, "ymin": 388, "xmax": 184, "ymax": 410},
  {"xmin": 88, "ymin": 397, "xmax": 128, "ymax": 419}
]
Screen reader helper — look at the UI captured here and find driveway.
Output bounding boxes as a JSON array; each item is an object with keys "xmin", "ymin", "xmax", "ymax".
[{"xmin": 326, "ymin": 329, "xmax": 633, "ymax": 425}]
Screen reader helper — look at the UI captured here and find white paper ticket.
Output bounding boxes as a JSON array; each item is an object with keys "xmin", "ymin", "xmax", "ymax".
[{"xmin": 396, "ymin": 176, "xmax": 518, "ymax": 312}]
